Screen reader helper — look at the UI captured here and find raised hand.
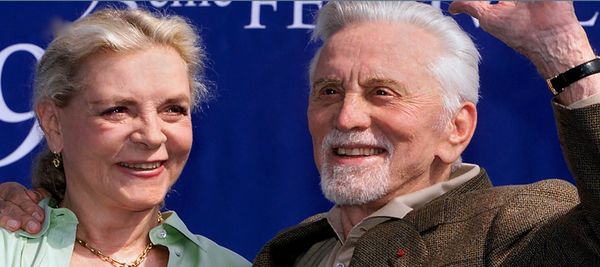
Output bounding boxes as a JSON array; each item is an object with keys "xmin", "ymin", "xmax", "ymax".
[{"xmin": 450, "ymin": 1, "xmax": 599, "ymax": 104}]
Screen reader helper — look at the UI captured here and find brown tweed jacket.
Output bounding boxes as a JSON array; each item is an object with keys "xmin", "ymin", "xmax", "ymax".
[{"xmin": 253, "ymin": 103, "xmax": 600, "ymax": 267}]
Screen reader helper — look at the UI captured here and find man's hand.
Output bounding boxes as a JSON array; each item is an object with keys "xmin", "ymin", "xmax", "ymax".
[
  {"xmin": 0, "ymin": 182, "xmax": 48, "ymax": 234},
  {"xmin": 450, "ymin": 1, "xmax": 600, "ymax": 105}
]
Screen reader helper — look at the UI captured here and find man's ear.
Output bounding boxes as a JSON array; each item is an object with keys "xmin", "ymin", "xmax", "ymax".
[
  {"xmin": 436, "ymin": 102, "xmax": 477, "ymax": 164},
  {"xmin": 36, "ymin": 100, "xmax": 63, "ymax": 152}
]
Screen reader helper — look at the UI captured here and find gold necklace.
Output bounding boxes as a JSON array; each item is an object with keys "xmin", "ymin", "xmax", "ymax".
[
  {"xmin": 76, "ymin": 238, "xmax": 153, "ymax": 267},
  {"xmin": 75, "ymin": 211, "xmax": 164, "ymax": 267}
]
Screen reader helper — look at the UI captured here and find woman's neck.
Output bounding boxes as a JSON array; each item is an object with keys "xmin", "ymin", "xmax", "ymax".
[{"xmin": 60, "ymin": 192, "xmax": 161, "ymax": 256}]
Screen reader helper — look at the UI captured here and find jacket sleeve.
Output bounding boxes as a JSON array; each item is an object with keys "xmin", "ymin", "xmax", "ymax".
[
  {"xmin": 498, "ymin": 102, "xmax": 600, "ymax": 266},
  {"xmin": 553, "ymin": 101, "xmax": 600, "ymax": 207}
]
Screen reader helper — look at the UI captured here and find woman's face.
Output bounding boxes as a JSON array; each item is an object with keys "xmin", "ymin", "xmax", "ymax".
[{"xmin": 45, "ymin": 46, "xmax": 193, "ymax": 211}]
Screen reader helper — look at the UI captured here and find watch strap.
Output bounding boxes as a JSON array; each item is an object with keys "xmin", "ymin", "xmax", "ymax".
[{"xmin": 547, "ymin": 57, "xmax": 600, "ymax": 96}]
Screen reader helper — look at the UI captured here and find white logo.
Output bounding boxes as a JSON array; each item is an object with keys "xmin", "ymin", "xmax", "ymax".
[
  {"xmin": 0, "ymin": 1, "xmax": 139, "ymax": 168},
  {"xmin": 0, "ymin": 1, "xmax": 131, "ymax": 168},
  {"xmin": 0, "ymin": 44, "xmax": 45, "ymax": 167},
  {"xmin": 0, "ymin": 1, "xmax": 598, "ymax": 168}
]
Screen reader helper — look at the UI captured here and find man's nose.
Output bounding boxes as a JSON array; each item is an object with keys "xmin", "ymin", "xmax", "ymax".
[
  {"xmin": 334, "ymin": 94, "xmax": 371, "ymax": 132},
  {"xmin": 130, "ymin": 115, "xmax": 167, "ymax": 149}
]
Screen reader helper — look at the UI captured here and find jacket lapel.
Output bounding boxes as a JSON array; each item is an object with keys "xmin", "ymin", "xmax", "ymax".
[
  {"xmin": 404, "ymin": 168, "xmax": 493, "ymax": 232},
  {"xmin": 255, "ymin": 169, "xmax": 494, "ymax": 267},
  {"xmin": 349, "ymin": 169, "xmax": 493, "ymax": 266},
  {"xmin": 262, "ymin": 218, "xmax": 336, "ymax": 267},
  {"xmin": 350, "ymin": 219, "xmax": 429, "ymax": 267}
]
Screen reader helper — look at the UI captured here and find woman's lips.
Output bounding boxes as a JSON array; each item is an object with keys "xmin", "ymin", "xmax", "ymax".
[{"xmin": 116, "ymin": 161, "xmax": 165, "ymax": 178}]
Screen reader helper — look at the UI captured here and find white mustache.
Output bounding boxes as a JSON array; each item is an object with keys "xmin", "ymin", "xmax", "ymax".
[{"xmin": 321, "ymin": 129, "xmax": 394, "ymax": 155}]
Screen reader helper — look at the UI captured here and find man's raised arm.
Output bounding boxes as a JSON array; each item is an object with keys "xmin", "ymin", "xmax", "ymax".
[{"xmin": 450, "ymin": 1, "xmax": 600, "ymax": 104}]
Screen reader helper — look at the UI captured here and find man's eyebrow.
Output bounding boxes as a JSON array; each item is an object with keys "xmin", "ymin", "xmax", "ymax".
[
  {"xmin": 163, "ymin": 94, "xmax": 192, "ymax": 105},
  {"xmin": 312, "ymin": 78, "xmax": 343, "ymax": 89},
  {"xmin": 362, "ymin": 78, "xmax": 410, "ymax": 94},
  {"xmin": 362, "ymin": 78, "xmax": 404, "ymax": 88}
]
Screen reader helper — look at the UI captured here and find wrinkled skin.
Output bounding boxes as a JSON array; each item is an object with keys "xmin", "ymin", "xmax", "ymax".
[{"xmin": 1, "ymin": 1, "xmax": 599, "ymax": 234}]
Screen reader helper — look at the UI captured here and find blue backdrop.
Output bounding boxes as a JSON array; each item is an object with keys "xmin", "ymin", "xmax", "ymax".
[{"xmin": 0, "ymin": 1, "xmax": 599, "ymax": 260}]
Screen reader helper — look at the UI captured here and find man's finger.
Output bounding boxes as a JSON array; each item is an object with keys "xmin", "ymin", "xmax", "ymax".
[
  {"xmin": 0, "ymin": 203, "xmax": 42, "ymax": 234},
  {"xmin": 0, "ymin": 212, "xmax": 21, "ymax": 232},
  {"xmin": 24, "ymin": 189, "xmax": 48, "ymax": 221},
  {"xmin": 449, "ymin": 1, "xmax": 488, "ymax": 18},
  {"xmin": 26, "ymin": 188, "xmax": 51, "ymax": 205},
  {"xmin": 0, "ymin": 182, "xmax": 44, "ymax": 234},
  {"xmin": 3, "ymin": 186, "xmax": 45, "ymax": 222},
  {"xmin": 0, "ymin": 200, "xmax": 41, "ymax": 233}
]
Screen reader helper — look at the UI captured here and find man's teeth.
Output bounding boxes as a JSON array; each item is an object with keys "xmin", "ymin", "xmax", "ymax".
[
  {"xmin": 335, "ymin": 148, "xmax": 383, "ymax": 156},
  {"xmin": 119, "ymin": 162, "xmax": 161, "ymax": 170}
]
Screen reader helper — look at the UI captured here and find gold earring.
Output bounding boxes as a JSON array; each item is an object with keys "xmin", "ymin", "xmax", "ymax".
[{"xmin": 52, "ymin": 152, "xmax": 61, "ymax": 168}]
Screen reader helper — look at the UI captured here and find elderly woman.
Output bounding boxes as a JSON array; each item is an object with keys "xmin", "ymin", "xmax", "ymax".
[{"xmin": 0, "ymin": 8, "xmax": 249, "ymax": 267}]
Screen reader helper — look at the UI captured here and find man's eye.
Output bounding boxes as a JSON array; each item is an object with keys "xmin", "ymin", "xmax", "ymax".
[
  {"xmin": 322, "ymin": 88, "xmax": 337, "ymax": 95},
  {"xmin": 165, "ymin": 105, "xmax": 188, "ymax": 115},
  {"xmin": 101, "ymin": 106, "xmax": 127, "ymax": 115},
  {"xmin": 373, "ymin": 88, "xmax": 396, "ymax": 97}
]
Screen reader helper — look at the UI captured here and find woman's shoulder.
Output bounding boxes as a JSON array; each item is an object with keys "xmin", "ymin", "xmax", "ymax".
[
  {"xmin": 192, "ymin": 234, "xmax": 251, "ymax": 266},
  {"xmin": 159, "ymin": 210, "xmax": 251, "ymax": 267},
  {"xmin": 0, "ymin": 198, "xmax": 76, "ymax": 266}
]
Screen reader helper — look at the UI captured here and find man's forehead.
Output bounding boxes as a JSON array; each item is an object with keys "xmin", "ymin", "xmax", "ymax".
[
  {"xmin": 324, "ymin": 21, "xmax": 442, "ymax": 50},
  {"xmin": 314, "ymin": 21, "xmax": 444, "ymax": 78},
  {"xmin": 318, "ymin": 22, "xmax": 443, "ymax": 66}
]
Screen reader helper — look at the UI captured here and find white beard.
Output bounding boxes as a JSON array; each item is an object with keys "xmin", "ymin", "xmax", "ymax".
[{"xmin": 319, "ymin": 129, "xmax": 394, "ymax": 206}]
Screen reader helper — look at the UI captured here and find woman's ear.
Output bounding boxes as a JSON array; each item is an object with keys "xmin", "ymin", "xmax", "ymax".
[
  {"xmin": 36, "ymin": 100, "xmax": 63, "ymax": 152},
  {"xmin": 436, "ymin": 102, "xmax": 477, "ymax": 164}
]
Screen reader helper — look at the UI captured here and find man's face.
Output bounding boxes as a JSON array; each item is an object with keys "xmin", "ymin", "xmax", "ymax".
[{"xmin": 308, "ymin": 22, "xmax": 452, "ymax": 206}]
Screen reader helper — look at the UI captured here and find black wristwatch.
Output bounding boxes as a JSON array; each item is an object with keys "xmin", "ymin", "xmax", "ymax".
[{"xmin": 546, "ymin": 57, "xmax": 600, "ymax": 96}]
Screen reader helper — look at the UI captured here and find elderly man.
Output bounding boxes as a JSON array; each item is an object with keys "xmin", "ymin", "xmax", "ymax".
[
  {"xmin": 2, "ymin": 1, "xmax": 600, "ymax": 266},
  {"xmin": 252, "ymin": 1, "xmax": 600, "ymax": 266}
]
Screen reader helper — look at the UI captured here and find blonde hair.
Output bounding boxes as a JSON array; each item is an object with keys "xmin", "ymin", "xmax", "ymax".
[{"xmin": 32, "ymin": 8, "xmax": 206, "ymax": 201}]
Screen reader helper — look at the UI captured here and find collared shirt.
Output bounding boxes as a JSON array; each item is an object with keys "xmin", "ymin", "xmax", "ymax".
[
  {"xmin": 293, "ymin": 92, "xmax": 600, "ymax": 267},
  {"xmin": 0, "ymin": 198, "xmax": 250, "ymax": 267},
  {"xmin": 564, "ymin": 90, "xmax": 600, "ymax": 109},
  {"xmin": 294, "ymin": 163, "xmax": 481, "ymax": 267}
]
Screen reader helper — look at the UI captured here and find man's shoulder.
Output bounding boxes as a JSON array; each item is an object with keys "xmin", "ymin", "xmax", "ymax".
[
  {"xmin": 441, "ymin": 178, "xmax": 579, "ymax": 238},
  {"xmin": 253, "ymin": 211, "xmax": 334, "ymax": 266},
  {"xmin": 474, "ymin": 178, "xmax": 577, "ymax": 203},
  {"xmin": 404, "ymin": 177, "xmax": 580, "ymax": 236},
  {"xmin": 298, "ymin": 212, "xmax": 327, "ymax": 224}
]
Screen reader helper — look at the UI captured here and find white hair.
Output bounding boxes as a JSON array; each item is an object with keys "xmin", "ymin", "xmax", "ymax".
[
  {"xmin": 309, "ymin": 1, "xmax": 480, "ymax": 171},
  {"xmin": 309, "ymin": 1, "xmax": 481, "ymax": 117},
  {"xmin": 320, "ymin": 129, "xmax": 395, "ymax": 205}
]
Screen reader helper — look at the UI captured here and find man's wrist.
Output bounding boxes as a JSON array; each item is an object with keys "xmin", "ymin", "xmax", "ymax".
[
  {"xmin": 546, "ymin": 57, "xmax": 600, "ymax": 96},
  {"xmin": 521, "ymin": 25, "xmax": 600, "ymax": 104},
  {"xmin": 527, "ymin": 25, "xmax": 595, "ymax": 78}
]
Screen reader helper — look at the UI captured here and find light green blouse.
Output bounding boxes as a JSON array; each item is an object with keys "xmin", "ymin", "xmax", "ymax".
[{"xmin": 0, "ymin": 198, "xmax": 250, "ymax": 267}]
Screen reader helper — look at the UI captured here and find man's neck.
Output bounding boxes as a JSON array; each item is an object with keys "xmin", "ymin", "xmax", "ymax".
[
  {"xmin": 337, "ymin": 202, "xmax": 384, "ymax": 239},
  {"xmin": 336, "ymin": 165, "xmax": 453, "ymax": 239}
]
